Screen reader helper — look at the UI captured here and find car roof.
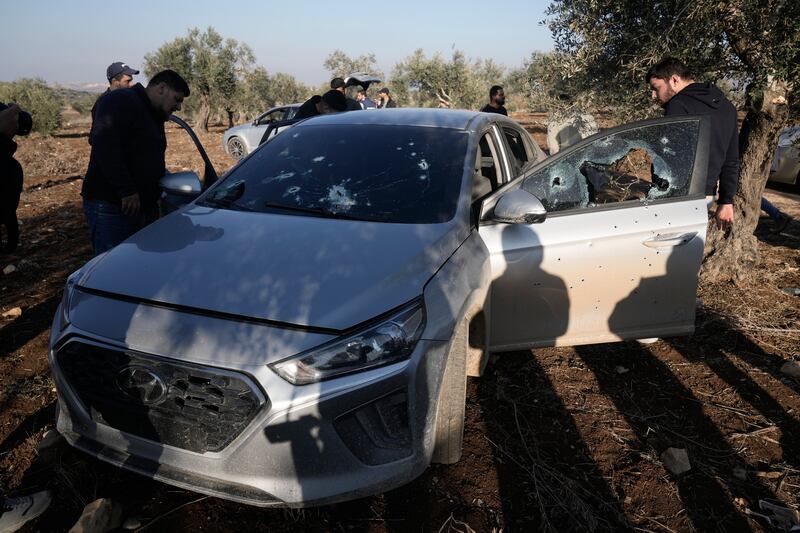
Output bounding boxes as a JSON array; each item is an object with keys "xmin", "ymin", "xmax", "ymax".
[{"xmin": 295, "ymin": 108, "xmax": 512, "ymax": 132}]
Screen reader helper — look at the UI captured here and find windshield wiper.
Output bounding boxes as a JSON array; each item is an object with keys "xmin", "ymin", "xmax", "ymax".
[
  {"xmin": 263, "ymin": 202, "xmax": 376, "ymax": 221},
  {"xmin": 199, "ymin": 196, "xmax": 254, "ymax": 212}
]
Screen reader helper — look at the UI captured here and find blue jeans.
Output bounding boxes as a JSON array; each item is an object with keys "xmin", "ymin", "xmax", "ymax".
[
  {"xmin": 83, "ymin": 199, "xmax": 156, "ymax": 256},
  {"xmin": 761, "ymin": 198, "xmax": 781, "ymax": 221}
]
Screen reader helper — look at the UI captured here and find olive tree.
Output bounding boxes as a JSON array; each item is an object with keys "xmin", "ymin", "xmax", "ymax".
[
  {"xmin": 390, "ymin": 49, "xmax": 505, "ymax": 110},
  {"xmin": 234, "ymin": 68, "xmax": 309, "ymax": 122},
  {"xmin": 0, "ymin": 79, "xmax": 62, "ymax": 134},
  {"xmin": 323, "ymin": 50, "xmax": 384, "ymax": 81},
  {"xmin": 505, "ymin": 51, "xmax": 579, "ymax": 113},
  {"xmin": 546, "ymin": 0, "xmax": 799, "ymax": 281},
  {"xmin": 144, "ymin": 27, "xmax": 255, "ymax": 131}
]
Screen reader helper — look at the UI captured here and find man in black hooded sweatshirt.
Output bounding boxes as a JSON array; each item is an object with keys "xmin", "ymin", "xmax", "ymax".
[{"xmin": 646, "ymin": 57, "xmax": 738, "ymax": 229}]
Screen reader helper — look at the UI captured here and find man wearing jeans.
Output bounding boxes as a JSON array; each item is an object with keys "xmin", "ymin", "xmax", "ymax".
[{"xmin": 82, "ymin": 70, "xmax": 189, "ymax": 255}]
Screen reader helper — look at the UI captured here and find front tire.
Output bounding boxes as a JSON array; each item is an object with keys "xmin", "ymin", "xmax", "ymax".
[
  {"xmin": 227, "ymin": 136, "xmax": 246, "ymax": 160},
  {"xmin": 431, "ymin": 319, "xmax": 468, "ymax": 464}
]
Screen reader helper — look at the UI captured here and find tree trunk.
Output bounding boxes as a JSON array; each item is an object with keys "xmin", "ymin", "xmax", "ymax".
[
  {"xmin": 701, "ymin": 79, "xmax": 790, "ymax": 283},
  {"xmin": 198, "ymin": 97, "xmax": 211, "ymax": 133},
  {"xmin": 226, "ymin": 109, "xmax": 234, "ymax": 128}
]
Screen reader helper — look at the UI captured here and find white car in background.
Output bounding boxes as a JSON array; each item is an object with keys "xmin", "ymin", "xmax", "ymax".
[
  {"xmin": 769, "ymin": 125, "xmax": 800, "ymax": 189},
  {"xmin": 223, "ymin": 104, "xmax": 301, "ymax": 159}
]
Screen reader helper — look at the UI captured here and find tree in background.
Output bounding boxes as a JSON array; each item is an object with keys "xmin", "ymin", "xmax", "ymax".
[
  {"xmin": 324, "ymin": 50, "xmax": 384, "ymax": 81},
  {"xmin": 0, "ymin": 79, "xmax": 62, "ymax": 134},
  {"xmin": 144, "ymin": 27, "xmax": 255, "ymax": 132},
  {"xmin": 546, "ymin": 0, "xmax": 799, "ymax": 281},
  {"xmin": 390, "ymin": 49, "xmax": 505, "ymax": 110},
  {"xmin": 505, "ymin": 51, "xmax": 578, "ymax": 113},
  {"xmin": 268, "ymin": 73, "xmax": 309, "ymax": 106},
  {"xmin": 234, "ymin": 68, "xmax": 310, "ymax": 122}
]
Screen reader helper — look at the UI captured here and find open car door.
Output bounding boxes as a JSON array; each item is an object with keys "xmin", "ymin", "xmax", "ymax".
[{"xmin": 479, "ymin": 115, "xmax": 710, "ymax": 350}]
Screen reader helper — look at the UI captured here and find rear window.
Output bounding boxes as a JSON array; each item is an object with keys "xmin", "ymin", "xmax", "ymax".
[{"xmin": 201, "ymin": 124, "xmax": 468, "ymax": 223}]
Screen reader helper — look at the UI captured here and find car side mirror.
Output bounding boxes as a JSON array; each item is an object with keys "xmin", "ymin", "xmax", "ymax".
[
  {"xmin": 160, "ymin": 171, "xmax": 202, "ymax": 216},
  {"xmin": 492, "ymin": 189, "xmax": 547, "ymax": 224},
  {"xmin": 161, "ymin": 171, "xmax": 202, "ymax": 197}
]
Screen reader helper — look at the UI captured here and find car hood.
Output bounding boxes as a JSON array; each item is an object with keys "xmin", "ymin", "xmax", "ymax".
[{"xmin": 78, "ymin": 205, "xmax": 465, "ymax": 331}]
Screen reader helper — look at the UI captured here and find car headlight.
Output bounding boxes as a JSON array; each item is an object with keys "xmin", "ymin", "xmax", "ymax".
[
  {"xmin": 58, "ymin": 269, "xmax": 83, "ymax": 330},
  {"xmin": 270, "ymin": 301, "xmax": 425, "ymax": 385}
]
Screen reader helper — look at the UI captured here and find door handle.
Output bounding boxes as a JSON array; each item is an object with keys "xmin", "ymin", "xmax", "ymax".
[{"xmin": 642, "ymin": 232, "xmax": 697, "ymax": 248}]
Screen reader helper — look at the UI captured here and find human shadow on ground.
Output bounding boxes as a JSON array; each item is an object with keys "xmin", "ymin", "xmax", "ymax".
[
  {"xmin": 470, "ymin": 223, "xmax": 629, "ymax": 531},
  {"xmin": 666, "ymin": 313, "xmax": 800, "ymax": 472},
  {"xmin": 573, "ymin": 249, "xmax": 780, "ymax": 531},
  {"xmin": 477, "ymin": 351, "xmax": 631, "ymax": 532}
]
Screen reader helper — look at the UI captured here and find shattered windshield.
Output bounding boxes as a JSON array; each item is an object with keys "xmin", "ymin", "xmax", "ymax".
[
  {"xmin": 199, "ymin": 124, "xmax": 468, "ymax": 223},
  {"xmin": 522, "ymin": 119, "xmax": 699, "ymax": 212}
]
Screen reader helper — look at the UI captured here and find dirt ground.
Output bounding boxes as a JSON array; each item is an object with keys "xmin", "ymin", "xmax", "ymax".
[{"xmin": 1, "ymin": 110, "xmax": 798, "ymax": 532}]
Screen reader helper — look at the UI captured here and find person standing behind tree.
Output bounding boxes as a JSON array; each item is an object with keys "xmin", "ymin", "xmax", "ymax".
[
  {"xmin": 646, "ymin": 57, "xmax": 738, "ymax": 229},
  {"xmin": 480, "ymin": 85, "xmax": 507, "ymax": 116},
  {"xmin": 82, "ymin": 69, "xmax": 189, "ymax": 255}
]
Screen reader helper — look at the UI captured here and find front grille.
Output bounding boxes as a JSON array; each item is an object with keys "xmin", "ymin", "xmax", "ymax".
[{"xmin": 56, "ymin": 340, "xmax": 266, "ymax": 453}]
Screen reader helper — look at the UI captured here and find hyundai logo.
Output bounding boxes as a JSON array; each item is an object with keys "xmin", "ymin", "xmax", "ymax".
[{"xmin": 116, "ymin": 366, "xmax": 167, "ymax": 405}]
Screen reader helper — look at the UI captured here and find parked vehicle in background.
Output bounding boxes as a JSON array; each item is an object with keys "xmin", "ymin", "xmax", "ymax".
[
  {"xmin": 223, "ymin": 104, "xmax": 300, "ymax": 159},
  {"xmin": 50, "ymin": 109, "xmax": 711, "ymax": 508},
  {"xmin": 768, "ymin": 125, "xmax": 800, "ymax": 189}
]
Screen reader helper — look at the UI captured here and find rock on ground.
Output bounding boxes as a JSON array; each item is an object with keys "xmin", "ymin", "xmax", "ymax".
[
  {"xmin": 661, "ymin": 447, "xmax": 691, "ymax": 475},
  {"xmin": 68, "ymin": 498, "xmax": 123, "ymax": 533}
]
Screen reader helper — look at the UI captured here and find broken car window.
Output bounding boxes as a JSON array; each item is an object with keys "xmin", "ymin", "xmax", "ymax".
[
  {"xmin": 521, "ymin": 119, "xmax": 700, "ymax": 213},
  {"xmin": 199, "ymin": 124, "xmax": 468, "ymax": 223}
]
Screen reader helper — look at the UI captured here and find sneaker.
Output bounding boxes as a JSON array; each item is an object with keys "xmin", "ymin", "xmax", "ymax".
[
  {"xmin": 637, "ymin": 338, "xmax": 659, "ymax": 345},
  {"xmin": 0, "ymin": 491, "xmax": 52, "ymax": 532},
  {"xmin": 773, "ymin": 214, "xmax": 792, "ymax": 234}
]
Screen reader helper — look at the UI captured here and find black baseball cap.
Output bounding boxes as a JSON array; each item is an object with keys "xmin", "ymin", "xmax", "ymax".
[{"xmin": 106, "ymin": 62, "xmax": 139, "ymax": 81}]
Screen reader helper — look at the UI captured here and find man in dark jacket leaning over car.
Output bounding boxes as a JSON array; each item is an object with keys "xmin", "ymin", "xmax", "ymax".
[
  {"xmin": 82, "ymin": 69, "xmax": 189, "ymax": 255},
  {"xmin": 647, "ymin": 57, "xmax": 739, "ymax": 229}
]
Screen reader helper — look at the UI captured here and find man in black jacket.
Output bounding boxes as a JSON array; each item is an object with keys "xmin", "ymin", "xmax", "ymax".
[
  {"xmin": 0, "ymin": 104, "xmax": 26, "ymax": 253},
  {"xmin": 89, "ymin": 61, "xmax": 139, "ymax": 143},
  {"xmin": 647, "ymin": 57, "xmax": 738, "ymax": 228},
  {"xmin": 294, "ymin": 90, "xmax": 347, "ymax": 120},
  {"xmin": 481, "ymin": 85, "xmax": 508, "ymax": 116},
  {"xmin": 82, "ymin": 69, "xmax": 189, "ymax": 255},
  {"xmin": 330, "ymin": 77, "xmax": 362, "ymax": 111},
  {"xmin": 376, "ymin": 88, "xmax": 397, "ymax": 108}
]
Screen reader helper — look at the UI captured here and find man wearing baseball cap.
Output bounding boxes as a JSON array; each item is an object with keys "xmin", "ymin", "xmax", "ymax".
[
  {"xmin": 90, "ymin": 61, "xmax": 140, "ymax": 141},
  {"xmin": 330, "ymin": 77, "xmax": 362, "ymax": 111},
  {"xmin": 106, "ymin": 61, "xmax": 139, "ymax": 90}
]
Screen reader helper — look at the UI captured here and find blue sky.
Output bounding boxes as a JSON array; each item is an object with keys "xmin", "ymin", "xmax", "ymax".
[{"xmin": 0, "ymin": 0, "xmax": 555, "ymax": 87}]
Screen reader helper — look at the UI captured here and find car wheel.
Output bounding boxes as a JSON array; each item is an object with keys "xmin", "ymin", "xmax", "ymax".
[
  {"xmin": 431, "ymin": 319, "xmax": 468, "ymax": 464},
  {"xmin": 227, "ymin": 137, "xmax": 246, "ymax": 160}
]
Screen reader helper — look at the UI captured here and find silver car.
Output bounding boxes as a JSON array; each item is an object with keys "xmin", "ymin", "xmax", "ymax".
[
  {"xmin": 223, "ymin": 104, "xmax": 300, "ymax": 159},
  {"xmin": 49, "ymin": 109, "xmax": 710, "ymax": 507},
  {"xmin": 769, "ymin": 125, "xmax": 800, "ymax": 188}
]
